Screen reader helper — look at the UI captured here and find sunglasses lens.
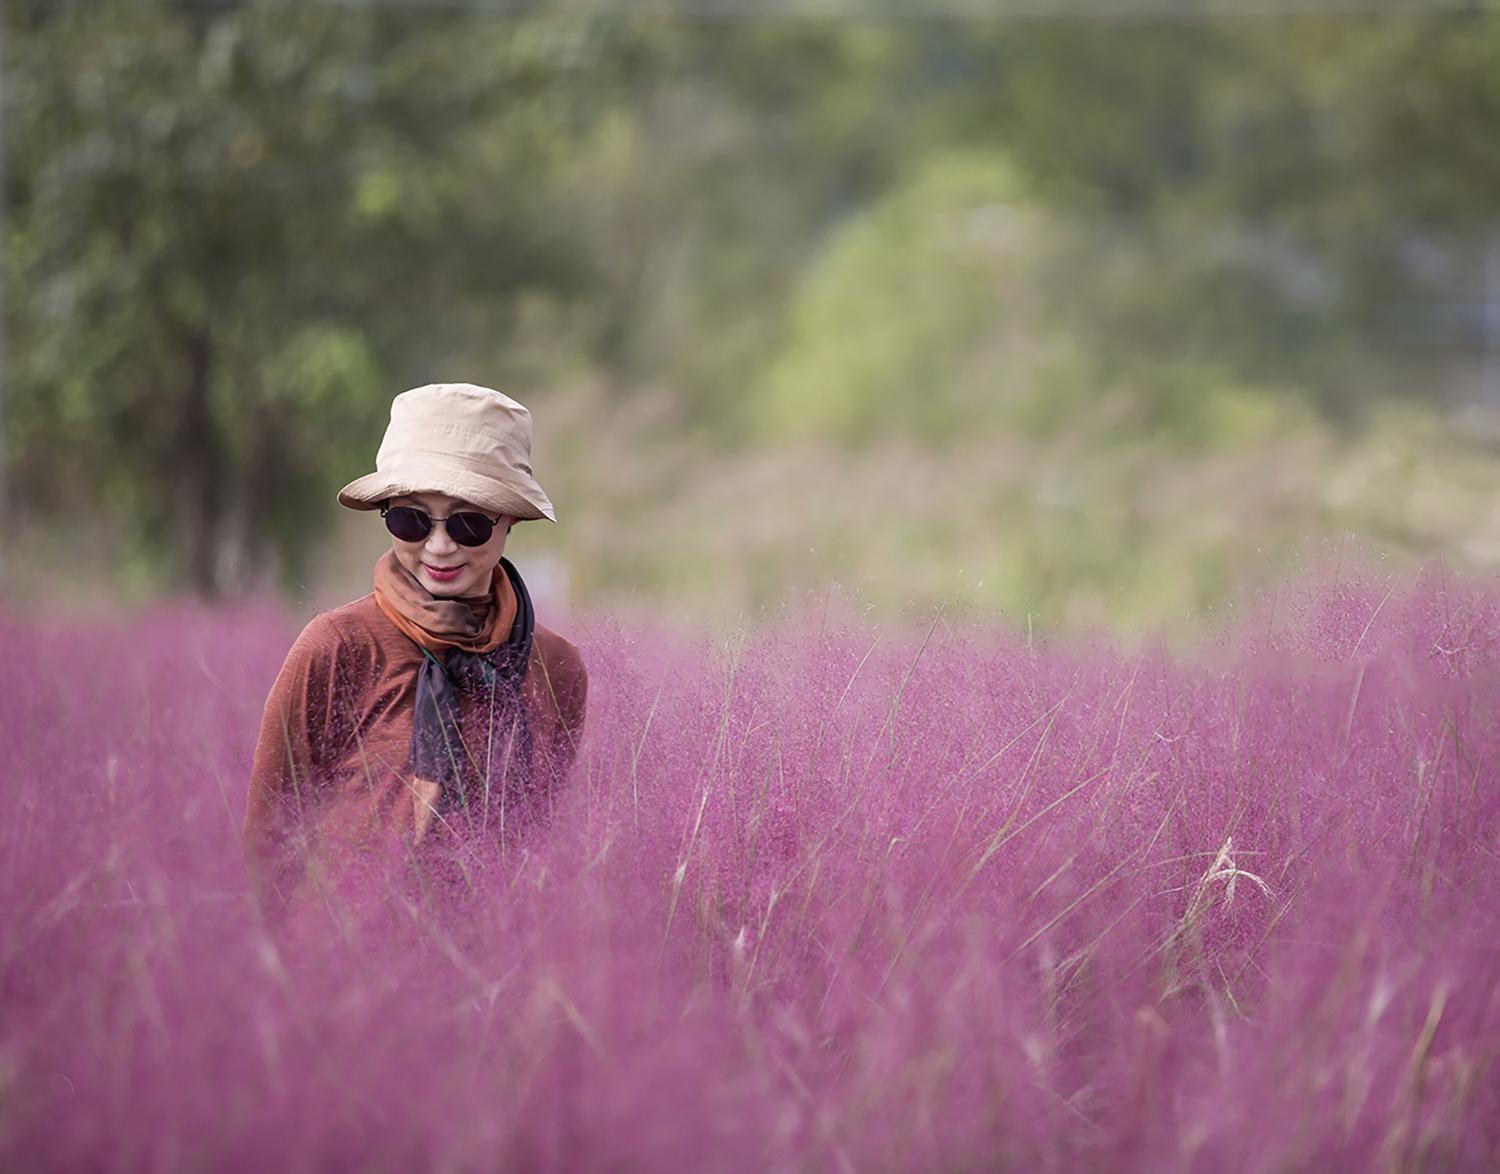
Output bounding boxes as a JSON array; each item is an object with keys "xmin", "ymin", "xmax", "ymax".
[
  {"xmin": 383, "ymin": 507, "xmax": 431, "ymax": 542},
  {"xmin": 446, "ymin": 513, "xmax": 494, "ymax": 547}
]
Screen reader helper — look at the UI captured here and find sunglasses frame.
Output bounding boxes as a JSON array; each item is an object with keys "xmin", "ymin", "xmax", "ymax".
[{"xmin": 380, "ymin": 502, "xmax": 505, "ymax": 547}]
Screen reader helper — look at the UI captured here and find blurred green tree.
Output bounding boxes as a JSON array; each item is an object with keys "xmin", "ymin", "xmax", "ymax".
[
  {"xmin": 5, "ymin": 0, "xmax": 627, "ymax": 595},
  {"xmin": 559, "ymin": 11, "xmax": 1499, "ymax": 442},
  {"xmin": 941, "ymin": 12, "xmax": 1500, "ymax": 416},
  {"xmin": 7, "ymin": 4, "xmax": 1500, "ymax": 617}
]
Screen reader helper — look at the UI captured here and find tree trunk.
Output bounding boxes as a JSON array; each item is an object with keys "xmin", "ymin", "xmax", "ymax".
[
  {"xmin": 176, "ymin": 328, "xmax": 221, "ymax": 599},
  {"xmin": 220, "ymin": 401, "xmax": 280, "ymax": 596}
]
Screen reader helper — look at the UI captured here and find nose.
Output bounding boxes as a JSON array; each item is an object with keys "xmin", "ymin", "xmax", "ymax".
[{"xmin": 423, "ymin": 519, "xmax": 459, "ymax": 557}]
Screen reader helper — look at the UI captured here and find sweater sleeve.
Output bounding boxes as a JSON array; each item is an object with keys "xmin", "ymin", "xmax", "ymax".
[{"xmin": 242, "ymin": 614, "xmax": 353, "ymax": 919}]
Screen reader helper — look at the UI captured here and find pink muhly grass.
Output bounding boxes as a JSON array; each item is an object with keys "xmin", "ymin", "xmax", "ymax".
[{"xmin": 1, "ymin": 566, "xmax": 1498, "ymax": 1171}]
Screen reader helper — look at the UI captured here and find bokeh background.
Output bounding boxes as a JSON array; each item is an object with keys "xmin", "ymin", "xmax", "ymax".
[{"xmin": 6, "ymin": 0, "xmax": 1500, "ymax": 637}]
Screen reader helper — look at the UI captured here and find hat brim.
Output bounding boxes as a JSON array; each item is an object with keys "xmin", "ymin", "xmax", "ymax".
[{"xmin": 338, "ymin": 468, "xmax": 555, "ymax": 522}]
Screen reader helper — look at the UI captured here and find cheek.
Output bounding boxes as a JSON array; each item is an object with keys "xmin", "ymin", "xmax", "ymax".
[
  {"xmin": 465, "ymin": 536, "xmax": 505, "ymax": 578},
  {"xmin": 475, "ymin": 542, "xmax": 505, "ymax": 574},
  {"xmin": 392, "ymin": 542, "xmax": 423, "ymax": 574}
]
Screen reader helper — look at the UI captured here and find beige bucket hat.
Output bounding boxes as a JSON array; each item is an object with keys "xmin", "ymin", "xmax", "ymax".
[{"xmin": 337, "ymin": 383, "xmax": 556, "ymax": 522}]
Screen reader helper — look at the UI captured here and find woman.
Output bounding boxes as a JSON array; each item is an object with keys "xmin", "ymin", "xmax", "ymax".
[{"xmin": 242, "ymin": 383, "xmax": 587, "ymax": 930}]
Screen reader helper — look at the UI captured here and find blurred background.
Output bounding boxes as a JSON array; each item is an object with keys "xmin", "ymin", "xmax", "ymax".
[{"xmin": 4, "ymin": 0, "xmax": 1499, "ymax": 637}]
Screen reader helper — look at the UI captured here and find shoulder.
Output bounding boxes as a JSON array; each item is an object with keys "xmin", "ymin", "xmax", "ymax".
[
  {"xmin": 312, "ymin": 593, "xmax": 385, "ymax": 647},
  {"xmin": 279, "ymin": 594, "xmax": 388, "ymax": 674},
  {"xmin": 530, "ymin": 622, "xmax": 588, "ymax": 724},
  {"xmin": 532, "ymin": 622, "xmax": 587, "ymax": 688}
]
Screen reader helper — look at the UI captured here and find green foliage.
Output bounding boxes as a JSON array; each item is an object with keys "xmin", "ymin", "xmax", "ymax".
[
  {"xmin": 944, "ymin": 12, "xmax": 1500, "ymax": 412},
  {"xmin": 6, "ymin": 4, "xmax": 1500, "ymax": 626},
  {"xmin": 554, "ymin": 20, "xmax": 925, "ymax": 429},
  {"xmin": 755, "ymin": 150, "xmax": 1049, "ymax": 444},
  {"xmin": 5, "ymin": 0, "xmax": 627, "ymax": 594},
  {"xmin": 750, "ymin": 147, "xmax": 1318, "ymax": 456}
]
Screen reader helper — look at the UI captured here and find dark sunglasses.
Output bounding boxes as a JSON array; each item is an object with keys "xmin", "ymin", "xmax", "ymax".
[{"xmin": 380, "ymin": 504, "xmax": 503, "ymax": 547}]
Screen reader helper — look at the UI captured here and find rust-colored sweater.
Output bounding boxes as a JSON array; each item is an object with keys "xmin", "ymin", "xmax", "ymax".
[{"xmin": 242, "ymin": 592, "xmax": 587, "ymax": 920}]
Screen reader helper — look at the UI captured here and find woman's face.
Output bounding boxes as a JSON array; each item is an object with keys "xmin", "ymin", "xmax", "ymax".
[{"xmin": 387, "ymin": 490, "xmax": 513, "ymax": 599}]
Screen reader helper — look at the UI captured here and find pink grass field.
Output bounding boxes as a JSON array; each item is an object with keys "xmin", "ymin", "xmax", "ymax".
[{"xmin": 3, "ymin": 569, "xmax": 1499, "ymax": 1172}]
